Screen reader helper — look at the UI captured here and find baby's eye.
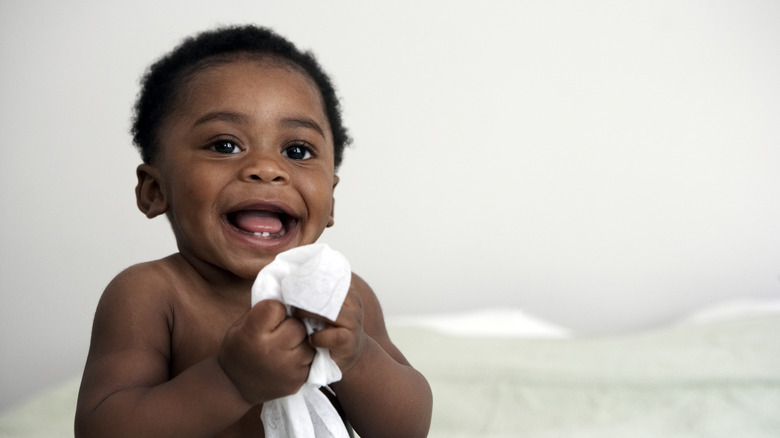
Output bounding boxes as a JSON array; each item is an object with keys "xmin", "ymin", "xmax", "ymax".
[
  {"xmin": 282, "ymin": 144, "xmax": 313, "ymax": 160},
  {"xmin": 210, "ymin": 140, "xmax": 242, "ymax": 154}
]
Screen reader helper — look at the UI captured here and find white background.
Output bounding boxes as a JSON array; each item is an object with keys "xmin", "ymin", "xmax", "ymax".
[{"xmin": 1, "ymin": 0, "xmax": 779, "ymax": 410}]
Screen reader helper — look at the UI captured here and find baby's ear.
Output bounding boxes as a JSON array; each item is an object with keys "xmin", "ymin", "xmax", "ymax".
[
  {"xmin": 135, "ymin": 164, "xmax": 169, "ymax": 218},
  {"xmin": 327, "ymin": 175, "xmax": 339, "ymax": 228}
]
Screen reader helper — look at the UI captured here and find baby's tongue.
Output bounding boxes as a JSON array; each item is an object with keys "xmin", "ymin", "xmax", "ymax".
[{"xmin": 232, "ymin": 210, "xmax": 283, "ymax": 234}]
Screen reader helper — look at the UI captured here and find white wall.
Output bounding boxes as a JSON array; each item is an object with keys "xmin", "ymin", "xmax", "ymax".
[{"xmin": 1, "ymin": 0, "xmax": 779, "ymax": 410}]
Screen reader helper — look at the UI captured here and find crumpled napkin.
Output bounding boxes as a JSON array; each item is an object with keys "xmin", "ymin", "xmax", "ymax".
[{"xmin": 251, "ymin": 243, "xmax": 351, "ymax": 438}]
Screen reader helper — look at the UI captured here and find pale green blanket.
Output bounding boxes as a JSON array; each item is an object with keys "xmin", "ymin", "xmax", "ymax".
[
  {"xmin": 1, "ymin": 315, "xmax": 778, "ymax": 437},
  {"xmin": 391, "ymin": 315, "xmax": 780, "ymax": 437}
]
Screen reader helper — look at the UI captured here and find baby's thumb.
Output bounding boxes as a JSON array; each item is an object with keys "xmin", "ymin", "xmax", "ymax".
[{"xmin": 247, "ymin": 299, "xmax": 288, "ymax": 332}]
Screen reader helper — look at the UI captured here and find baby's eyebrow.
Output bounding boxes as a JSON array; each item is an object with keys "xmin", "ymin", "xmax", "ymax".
[
  {"xmin": 192, "ymin": 112, "xmax": 325, "ymax": 139},
  {"xmin": 280, "ymin": 117, "xmax": 325, "ymax": 139},
  {"xmin": 193, "ymin": 111, "xmax": 249, "ymax": 127}
]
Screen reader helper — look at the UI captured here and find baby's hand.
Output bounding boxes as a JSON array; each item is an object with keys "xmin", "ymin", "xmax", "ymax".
[
  {"xmin": 218, "ymin": 299, "xmax": 314, "ymax": 405},
  {"xmin": 305, "ymin": 285, "xmax": 368, "ymax": 376}
]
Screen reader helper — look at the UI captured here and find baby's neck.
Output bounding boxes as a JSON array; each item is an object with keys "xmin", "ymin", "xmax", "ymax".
[{"xmin": 172, "ymin": 252, "xmax": 255, "ymax": 306}]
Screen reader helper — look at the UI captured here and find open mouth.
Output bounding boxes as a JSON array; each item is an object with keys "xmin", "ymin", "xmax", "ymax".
[{"xmin": 226, "ymin": 209, "xmax": 295, "ymax": 239}]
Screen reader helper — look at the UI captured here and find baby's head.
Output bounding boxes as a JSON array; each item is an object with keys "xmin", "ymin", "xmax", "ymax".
[
  {"xmin": 131, "ymin": 25, "xmax": 350, "ymax": 169},
  {"xmin": 132, "ymin": 25, "xmax": 350, "ymax": 278}
]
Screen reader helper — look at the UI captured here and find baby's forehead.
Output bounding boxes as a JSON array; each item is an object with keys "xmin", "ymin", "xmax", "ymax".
[
  {"xmin": 185, "ymin": 53, "xmax": 319, "ymax": 93},
  {"xmin": 174, "ymin": 54, "xmax": 327, "ymax": 117}
]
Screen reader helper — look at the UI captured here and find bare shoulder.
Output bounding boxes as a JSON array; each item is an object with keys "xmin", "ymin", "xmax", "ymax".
[
  {"xmin": 350, "ymin": 273, "xmax": 384, "ymax": 334},
  {"xmin": 102, "ymin": 255, "xmax": 184, "ymax": 304},
  {"xmin": 350, "ymin": 273, "xmax": 410, "ymax": 366},
  {"xmin": 80, "ymin": 256, "xmax": 186, "ymax": 399},
  {"xmin": 93, "ymin": 256, "xmax": 183, "ymax": 335}
]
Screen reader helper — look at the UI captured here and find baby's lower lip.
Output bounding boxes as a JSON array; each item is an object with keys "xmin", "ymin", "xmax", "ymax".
[{"xmin": 223, "ymin": 215, "xmax": 299, "ymax": 245}]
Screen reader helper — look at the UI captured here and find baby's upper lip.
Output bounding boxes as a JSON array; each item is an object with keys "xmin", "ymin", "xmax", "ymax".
[{"xmin": 226, "ymin": 199, "xmax": 296, "ymax": 217}]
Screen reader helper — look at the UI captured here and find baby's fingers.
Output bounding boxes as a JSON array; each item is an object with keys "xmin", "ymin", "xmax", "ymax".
[
  {"xmin": 309, "ymin": 326, "xmax": 351, "ymax": 350},
  {"xmin": 309, "ymin": 326, "xmax": 366, "ymax": 374},
  {"xmin": 291, "ymin": 306, "xmax": 336, "ymax": 325}
]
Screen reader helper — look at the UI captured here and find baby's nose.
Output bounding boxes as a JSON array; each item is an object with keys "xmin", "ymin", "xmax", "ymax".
[{"xmin": 242, "ymin": 153, "xmax": 289, "ymax": 183}]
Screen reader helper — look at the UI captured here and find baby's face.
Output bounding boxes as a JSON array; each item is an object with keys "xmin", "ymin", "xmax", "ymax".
[{"xmin": 152, "ymin": 58, "xmax": 338, "ymax": 279}]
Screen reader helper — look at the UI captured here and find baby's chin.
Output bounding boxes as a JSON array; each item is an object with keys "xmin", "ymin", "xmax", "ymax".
[
  {"xmin": 226, "ymin": 257, "xmax": 279, "ymax": 282},
  {"xmin": 224, "ymin": 245, "xmax": 302, "ymax": 280},
  {"xmin": 208, "ymin": 228, "xmax": 329, "ymax": 281}
]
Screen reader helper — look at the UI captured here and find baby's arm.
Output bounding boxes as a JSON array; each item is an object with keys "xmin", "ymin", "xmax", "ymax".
[
  {"xmin": 75, "ymin": 263, "xmax": 312, "ymax": 438},
  {"xmin": 309, "ymin": 274, "xmax": 433, "ymax": 438}
]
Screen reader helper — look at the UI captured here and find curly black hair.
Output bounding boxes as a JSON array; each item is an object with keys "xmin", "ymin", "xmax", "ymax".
[{"xmin": 131, "ymin": 25, "xmax": 351, "ymax": 168}]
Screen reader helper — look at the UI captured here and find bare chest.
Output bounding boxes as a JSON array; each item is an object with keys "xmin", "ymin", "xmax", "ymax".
[
  {"xmin": 168, "ymin": 291, "xmax": 248, "ymax": 375},
  {"xmin": 167, "ymin": 292, "xmax": 267, "ymax": 436}
]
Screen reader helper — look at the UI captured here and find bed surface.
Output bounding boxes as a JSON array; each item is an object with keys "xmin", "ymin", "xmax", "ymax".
[
  {"xmin": 393, "ymin": 309, "xmax": 780, "ymax": 437},
  {"xmin": 2, "ymin": 301, "xmax": 779, "ymax": 437}
]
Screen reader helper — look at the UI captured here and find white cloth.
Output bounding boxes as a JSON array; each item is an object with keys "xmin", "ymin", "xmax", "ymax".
[{"xmin": 251, "ymin": 243, "xmax": 352, "ymax": 438}]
